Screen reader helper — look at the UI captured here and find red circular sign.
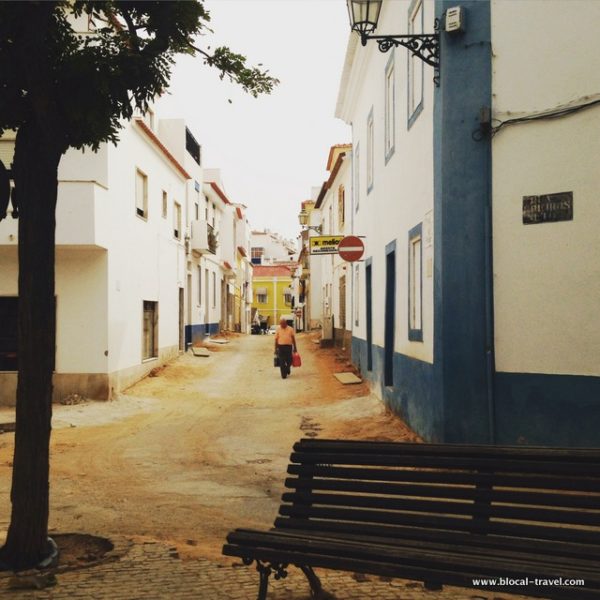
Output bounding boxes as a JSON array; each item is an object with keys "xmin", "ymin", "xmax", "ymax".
[{"xmin": 338, "ymin": 235, "xmax": 364, "ymax": 262}]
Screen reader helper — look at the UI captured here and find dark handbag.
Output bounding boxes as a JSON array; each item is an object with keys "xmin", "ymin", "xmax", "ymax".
[{"xmin": 273, "ymin": 354, "xmax": 280, "ymax": 367}]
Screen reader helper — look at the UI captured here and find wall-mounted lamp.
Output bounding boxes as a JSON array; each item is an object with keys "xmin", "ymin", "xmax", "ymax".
[
  {"xmin": 298, "ymin": 209, "xmax": 322, "ymax": 234},
  {"xmin": 346, "ymin": 0, "xmax": 442, "ymax": 84}
]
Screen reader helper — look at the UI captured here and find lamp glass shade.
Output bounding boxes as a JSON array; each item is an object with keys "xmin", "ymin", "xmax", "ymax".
[
  {"xmin": 346, "ymin": 0, "xmax": 382, "ymax": 36},
  {"xmin": 298, "ymin": 210, "xmax": 309, "ymax": 226}
]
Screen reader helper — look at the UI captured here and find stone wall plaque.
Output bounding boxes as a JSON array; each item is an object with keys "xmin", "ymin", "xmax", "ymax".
[{"xmin": 522, "ymin": 192, "xmax": 573, "ymax": 225}]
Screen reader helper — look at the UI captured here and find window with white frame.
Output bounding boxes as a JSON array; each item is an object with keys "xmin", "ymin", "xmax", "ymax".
[
  {"xmin": 354, "ymin": 143, "xmax": 360, "ymax": 212},
  {"xmin": 408, "ymin": 0, "xmax": 424, "ymax": 126},
  {"xmin": 384, "ymin": 54, "xmax": 395, "ymax": 160},
  {"xmin": 408, "ymin": 224, "xmax": 423, "ymax": 341},
  {"xmin": 173, "ymin": 201, "xmax": 182, "ymax": 239},
  {"xmin": 367, "ymin": 109, "xmax": 374, "ymax": 193},
  {"xmin": 142, "ymin": 300, "xmax": 158, "ymax": 360},
  {"xmin": 135, "ymin": 169, "xmax": 148, "ymax": 219}
]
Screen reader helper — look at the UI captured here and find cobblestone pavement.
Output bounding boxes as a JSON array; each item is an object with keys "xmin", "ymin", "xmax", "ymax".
[{"xmin": 1, "ymin": 538, "xmax": 543, "ymax": 600}]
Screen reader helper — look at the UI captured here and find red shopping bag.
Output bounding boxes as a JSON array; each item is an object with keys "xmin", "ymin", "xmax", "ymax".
[{"xmin": 292, "ymin": 352, "xmax": 302, "ymax": 367}]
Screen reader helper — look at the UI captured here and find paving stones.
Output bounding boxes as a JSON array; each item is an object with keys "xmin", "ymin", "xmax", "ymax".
[{"xmin": 1, "ymin": 538, "xmax": 544, "ymax": 600}]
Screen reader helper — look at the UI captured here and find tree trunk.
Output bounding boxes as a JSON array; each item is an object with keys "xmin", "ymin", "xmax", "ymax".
[{"xmin": 0, "ymin": 122, "xmax": 62, "ymax": 570}]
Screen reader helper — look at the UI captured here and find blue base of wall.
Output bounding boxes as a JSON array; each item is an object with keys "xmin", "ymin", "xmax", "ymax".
[
  {"xmin": 494, "ymin": 372, "xmax": 600, "ymax": 447},
  {"xmin": 352, "ymin": 337, "xmax": 440, "ymax": 441},
  {"xmin": 352, "ymin": 336, "xmax": 600, "ymax": 447},
  {"xmin": 185, "ymin": 322, "xmax": 220, "ymax": 346}
]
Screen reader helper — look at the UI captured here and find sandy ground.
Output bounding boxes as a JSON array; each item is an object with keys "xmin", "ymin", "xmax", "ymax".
[{"xmin": 0, "ymin": 333, "xmax": 418, "ymax": 562}]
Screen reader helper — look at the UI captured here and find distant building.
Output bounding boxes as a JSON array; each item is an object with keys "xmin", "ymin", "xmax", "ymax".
[
  {"xmin": 250, "ymin": 230, "xmax": 296, "ymax": 265},
  {"xmin": 251, "ymin": 265, "xmax": 295, "ymax": 329}
]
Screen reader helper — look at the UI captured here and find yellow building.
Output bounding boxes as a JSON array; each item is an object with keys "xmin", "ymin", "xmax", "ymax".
[{"xmin": 252, "ymin": 265, "xmax": 294, "ymax": 329}]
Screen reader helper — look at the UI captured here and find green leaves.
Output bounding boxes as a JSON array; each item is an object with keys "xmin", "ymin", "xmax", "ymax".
[{"xmin": 0, "ymin": 0, "xmax": 278, "ymax": 152}]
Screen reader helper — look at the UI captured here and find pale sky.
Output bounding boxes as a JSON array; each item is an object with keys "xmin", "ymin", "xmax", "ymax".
[{"xmin": 155, "ymin": 0, "xmax": 351, "ymax": 241}]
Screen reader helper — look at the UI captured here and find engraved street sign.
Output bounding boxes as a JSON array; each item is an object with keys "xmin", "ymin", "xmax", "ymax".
[{"xmin": 522, "ymin": 192, "xmax": 573, "ymax": 225}]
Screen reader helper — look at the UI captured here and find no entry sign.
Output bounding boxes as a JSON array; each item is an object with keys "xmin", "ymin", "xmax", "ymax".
[{"xmin": 338, "ymin": 236, "xmax": 365, "ymax": 262}]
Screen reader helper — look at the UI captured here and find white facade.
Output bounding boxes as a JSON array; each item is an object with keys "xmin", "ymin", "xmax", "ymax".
[
  {"xmin": 491, "ymin": 0, "xmax": 600, "ymax": 377},
  {"xmin": 0, "ymin": 110, "xmax": 192, "ymax": 404},
  {"xmin": 250, "ymin": 230, "xmax": 296, "ymax": 265}
]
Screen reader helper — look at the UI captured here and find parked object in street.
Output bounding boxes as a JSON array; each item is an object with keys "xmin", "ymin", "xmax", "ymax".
[
  {"xmin": 267, "ymin": 325, "xmax": 277, "ymax": 335},
  {"xmin": 223, "ymin": 439, "xmax": 600, "ymax": 600}
]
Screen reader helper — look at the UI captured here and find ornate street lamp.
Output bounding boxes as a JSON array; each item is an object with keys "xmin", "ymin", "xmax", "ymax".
[
  {"xmin": 298, "ymin": 209, "xmax": 322, "ymax": 234},
  {"xmin": 346, "ymin": 0, "xmax": 440, "ymax": 74}
]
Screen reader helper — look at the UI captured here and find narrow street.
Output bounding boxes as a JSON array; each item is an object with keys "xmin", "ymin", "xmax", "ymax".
[{"xmin": 0, "ymin": 335, "xmax": 534, "ymax": 599}]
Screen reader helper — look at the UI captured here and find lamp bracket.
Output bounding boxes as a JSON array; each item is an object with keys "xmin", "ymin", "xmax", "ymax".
[{"xmin": 359, "ymin": 19, "xmax": 441, "ymax": 85}]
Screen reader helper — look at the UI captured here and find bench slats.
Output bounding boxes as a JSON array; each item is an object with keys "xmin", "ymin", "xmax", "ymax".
[
  {"xmin": 274, "ymin": 517, "xmax": 600, "ymax": 558},
  {"xmin": 223, "ymin": 537, "xmax": 599, "ymax": 600},
  {"xmin": 284, "ymin": 477, "xmax": 600, "ymax": 509},
  {"xmin": 287, "ymin": 464, "xmax": 600, "ymax": 492},
  {"xmin": 281, "ymin": 490, "xmax": 600, "ymax": 526},
  {"xmin": 227, "ymin": 528, "xmax": 600, "ymax": 579},
  {"xmin": 290, "ymin": 450, "xmax": 600, "ymax": 475},
  {"xmin": 293, "ymin": 439, "xmax": 600, "ymax": 461},
  {"xmin": 223, "ymin": 440, "xmax": 600, "ymax": 599}
]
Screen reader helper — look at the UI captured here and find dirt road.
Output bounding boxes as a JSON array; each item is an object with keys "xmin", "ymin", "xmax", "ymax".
[{"xmin": 0, "ymin": 333, "xmax": 417, "ymax": 561}]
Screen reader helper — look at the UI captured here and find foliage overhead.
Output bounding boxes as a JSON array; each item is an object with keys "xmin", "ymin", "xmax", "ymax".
[{"xmin": 0, "ymin": 0, "xmax": 278, "ymax": 153}]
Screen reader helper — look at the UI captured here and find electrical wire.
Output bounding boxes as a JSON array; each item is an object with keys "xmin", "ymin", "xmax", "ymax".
[{"xmin": 491, "ymin": 96, "xmax": 600, "ymax": 137}]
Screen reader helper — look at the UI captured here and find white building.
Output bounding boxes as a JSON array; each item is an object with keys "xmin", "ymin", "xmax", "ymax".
[
  {"xmin": 0, "ymin": 107, "xmax": 255, "ymax": 405},
  {"xmin": 312, "ymin": 145, "xmax": 353, "ymax": 347},
  {"xmin": 0, "ymin": 109, "xmax": 195, "ymax": 404},
  {"xmin": 250, "ymin": 230, "xmax": 296, "ymax": 265},
  {"xmin": 334, "ymin": 0, "xmax": 600, "ymax": 446}
]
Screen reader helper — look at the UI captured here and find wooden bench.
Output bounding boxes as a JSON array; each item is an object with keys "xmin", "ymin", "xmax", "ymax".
[{"xmin": 223, "ymin": 439, "xmax": 600, "ymax": 600}]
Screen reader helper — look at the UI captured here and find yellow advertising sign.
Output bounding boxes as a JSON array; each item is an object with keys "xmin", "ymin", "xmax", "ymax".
[{"xmin": 309, "ymin": 235, "xmax": 343, "ymax": 255}]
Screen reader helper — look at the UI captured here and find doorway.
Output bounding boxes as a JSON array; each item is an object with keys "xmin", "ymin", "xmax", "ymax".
[
  {"xmin": 365, "ymin": 262, "xmax": 373, "ymax": 371},
  {"xmin": 178, "ymin": 287, "xmax": 184, "ymax": 353}
]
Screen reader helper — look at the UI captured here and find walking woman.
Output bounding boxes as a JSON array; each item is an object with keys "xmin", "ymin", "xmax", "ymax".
[{"xmin": 274, "ymin": 317, "xmax": 297, "ymax": 379}]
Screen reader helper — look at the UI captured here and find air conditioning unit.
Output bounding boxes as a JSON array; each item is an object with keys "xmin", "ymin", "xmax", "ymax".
[{"xmin": 190, "ymin": 219, "xmax": 209, "ymax": 253}]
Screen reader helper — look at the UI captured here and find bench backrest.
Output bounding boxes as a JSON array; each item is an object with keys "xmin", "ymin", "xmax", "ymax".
[{"xmin": 275, "ymin": 439, "xmax": 600, "ymax": 555}]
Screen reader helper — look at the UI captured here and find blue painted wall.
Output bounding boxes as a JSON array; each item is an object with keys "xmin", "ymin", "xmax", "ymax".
[
  {"xmin": 494, "ymin": 373, "xmax": 600, "ymax": 447},
  {"xmin": 352, "ymin": 337, "xmax": 439, "ymax": 441},
  {"xmin": 433, "ymin": 0, "xmax": 493, "ymax": 443},
  {"xmin": 185, "ymin": 322, "xmax": 220, "ymax": 346}
]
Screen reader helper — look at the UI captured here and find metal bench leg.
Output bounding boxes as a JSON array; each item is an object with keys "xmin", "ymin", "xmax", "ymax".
[
  {"xmin": 256, "ymin": 566, "xmax": 270, "ymax": 600},
  {"xmin": 300, "ymin": 566, "xmax": 335, "ymax": 599}
]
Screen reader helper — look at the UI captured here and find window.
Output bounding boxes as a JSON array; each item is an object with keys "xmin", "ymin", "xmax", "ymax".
[
  {"xmin": 161, "ymin": 191, "xmax": 168, "ymax": 219},
  {"xmin": 354, "ymin": 144, "xmax": 360, "ymax": 213},
  {"xmin": 384, "ymin": 54, "xmax": 395, "ymax": 161},
  {"xmin": 204, "ymin": 195, "xmax": 209, "ymax": 220},
  {"xmin": 408, "ymin": 0, "xmax": 424, "ymax": 127},
  {"xmin": 142, "ymin": 301, "xmax": 158, "ymax": 360},
  {"xmin": 173, "ymin": 201, "xmax": 181, "ymax": 239},
  {"xmin": 284, "ymin": 291, "xmax": 292, "ymax": 305},
  {"xmin": 251, "ymin": 247, "xmax": 264, "ymax": 265},
  {"xmin": 257, "ymin": 293, "xmax": 267, "ymax": 304},
  {"xmin": 212, "ymin": 272, "xmax": 216, "ymax": 308},
  {"xmin": 185, "ymin": 127, "xmax": 201, "ymax": 165},
  {"xmin": 0, "ymin": 297, "xmax": 18, "ymax": 371},
  {"xmin": 135, "ymin": 169, "xmax": 148, "ymax": 219},
  {"xmin": 367, "ymin": 108, "xmax": 374, "ymax": 193},
  {"xmin": 195, "ymin": 202, "xmax": 199, "ymax": 221},
  {"xmin": 338, "ymin": 185, "xmax": 345, "ymax": 228},
  {"xmin": 354, "ymin": 264, "xmax": 360, "ymax": 326},
  {"xmin": 212, "ymin": 203, "xmax": 216, "ymax": 228},
  {"xmin": 408, "ymin": 224, "xmax": 423, "ymax": 341}
]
